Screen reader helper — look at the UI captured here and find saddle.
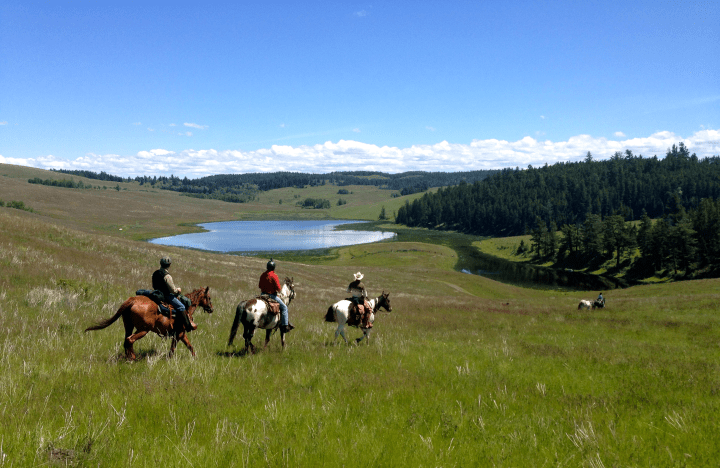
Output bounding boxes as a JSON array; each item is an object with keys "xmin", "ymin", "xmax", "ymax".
[
  {"xmin": 258, "ymin": 294, "xmax": 281, "ymax": 316},
  {"xmin": 346, "ymin": 299, "xmax": 372, "ymax": 328},
  {"xmin": 136, "ymin": 289, "xmax": 191, "ymax": 323},
  {"xmin": 137, "ymin": 289, "xmax": 173, "ymax": 316}
]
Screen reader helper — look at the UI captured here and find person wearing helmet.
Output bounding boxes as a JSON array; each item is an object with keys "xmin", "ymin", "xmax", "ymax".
[
  {"xmin": 347, "ymin": 272, "xmax": 372, "ymax": 328},
  {"xmin": 152, "ymin": 256, "xmax": 194, "ymax": 332},
  {"xmin": 259, "ymin": 258, "xmax": 294, "ymax": 333}
]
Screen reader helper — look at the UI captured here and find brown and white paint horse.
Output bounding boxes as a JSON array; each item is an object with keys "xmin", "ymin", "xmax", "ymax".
[
  {"xmin": 228, "ymin": 277, "xmax": 296, "ymax": 353},
  {"xmin": 85, "ymin": 287, "xmax": 213, "ymax": 360},
  {"xmin": 324, "ymin": 292, "xmax": 392, "ymax": 344}
]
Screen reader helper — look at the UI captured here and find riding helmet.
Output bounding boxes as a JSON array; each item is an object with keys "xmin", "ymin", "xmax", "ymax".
[
  {"xmin": 160, "ymin": 256, "xmax": 172, "ymax": 267},
  {"xmin": 267, "ymin": 258, "xmax": 276, "ymax": 271}
]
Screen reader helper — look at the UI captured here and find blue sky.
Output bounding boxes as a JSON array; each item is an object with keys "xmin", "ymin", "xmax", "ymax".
[{"xmin": 1, "ymin": 1, "xmax": 718, "ymax": 178}]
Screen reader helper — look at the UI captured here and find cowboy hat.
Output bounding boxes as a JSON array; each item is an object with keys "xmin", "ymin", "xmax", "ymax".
[{"xmin": 353, "ymin": 272, "xmax": 364, "ymax": 281}]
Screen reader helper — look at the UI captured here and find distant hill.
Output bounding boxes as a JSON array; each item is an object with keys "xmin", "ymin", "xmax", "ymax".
[{"xmin": 134, "ymin": 170, "xmax": 498, "ymax": 203}]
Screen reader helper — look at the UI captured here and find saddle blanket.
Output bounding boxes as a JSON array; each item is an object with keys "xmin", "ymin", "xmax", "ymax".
[
  {"xmin": 257, "ymin": 294, "xmax": 280, "ymax": 315},
  {"xmin": 136, "ymin": 289, "xmax": 174, "ymax": 317}
]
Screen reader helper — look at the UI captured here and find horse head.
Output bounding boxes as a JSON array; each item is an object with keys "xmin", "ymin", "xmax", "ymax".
[
  {"xmin": 194, "ymin": 286, "xmax": 214, "ymax": 314},
  {"xmin": 378, "ymin": 291, "xmax": 392, "ymax": 312},
  {"xmin": 284, "ymin": 277, "xmax": 296, "ymax": 304}
]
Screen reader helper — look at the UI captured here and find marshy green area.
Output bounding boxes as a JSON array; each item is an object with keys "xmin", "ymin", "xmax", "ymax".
[{"xmin": 1, "ymin": 164, "xmax": 719, "ymax": 466}]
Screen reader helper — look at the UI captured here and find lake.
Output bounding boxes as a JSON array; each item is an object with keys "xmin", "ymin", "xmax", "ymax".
[{"xmin": 149, "ymin": 220, "xmax": 396, "ymax": 253}]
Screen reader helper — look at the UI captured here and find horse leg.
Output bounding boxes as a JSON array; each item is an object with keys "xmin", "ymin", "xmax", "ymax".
[
  {"xmin": 178, "ymin": 333, "xmax": 195, "ymax": 357},
  {"xmin": 169, "ymin": 335, "xmax": 177, "ymax": 357},
  {"xmin": 243, "ymin": 324, "xmax": 256, "ymax": 354},
  {"xmin": 356, "ymin": 327, "xmax": 373, "ymax": 344},
  {"xmin": 264, "ymin": 329, "xmax": 273, "ymax": 350},
  {"xmin": 124, "ymin": 330, "xmax": 148, "ymax": 360},
  {"xmin": 228, "ymin": 304, "xmax": 243, "ymax": 346}
]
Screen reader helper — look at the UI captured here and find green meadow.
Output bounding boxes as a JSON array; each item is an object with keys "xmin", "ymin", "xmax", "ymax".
[{"xmin": 1, "ymin": 164, "xmax": 719, "ymax": 466}]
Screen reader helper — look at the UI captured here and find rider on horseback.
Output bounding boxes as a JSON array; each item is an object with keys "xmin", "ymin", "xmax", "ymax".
[
  {"xmin": 596, "ymin": 292, "xmax": 605, "ymax": 307},
  {"xmin": 152, "ymin": 257, "xmax": 195, "ymax": 333},
  {"xmin": 259, "ymin": 259, "xmax": 294, "ymax": 333},
  {"xmin": 347, "ymin": 272, "xmax": 372, "ymax": 329}
]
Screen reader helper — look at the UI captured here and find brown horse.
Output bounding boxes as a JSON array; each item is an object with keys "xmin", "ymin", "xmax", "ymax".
[{"xmin": 85, "ymin": 287, "xmax": 213, "ymax": 360}]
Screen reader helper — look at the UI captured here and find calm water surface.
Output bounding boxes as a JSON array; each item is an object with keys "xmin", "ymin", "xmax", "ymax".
[{"xmin": 149, "ymin": 220, "xmax": 396, "ymax": 253}]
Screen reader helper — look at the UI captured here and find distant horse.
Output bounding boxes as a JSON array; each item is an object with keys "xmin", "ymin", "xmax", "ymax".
[
  {"xmin": 227, "ymin": 277, "xmax": 296, "ymax": 354},
  {"xmin": 85, "ymin": 287, "xmax": 213, "ymax": 360},
  {"xmin": 578, "ymin": 299, "xmax": 605, "ymax": 310},
  {"xmin": 324, "ymin": 292, "xmax": 392, "ymax": 344}
]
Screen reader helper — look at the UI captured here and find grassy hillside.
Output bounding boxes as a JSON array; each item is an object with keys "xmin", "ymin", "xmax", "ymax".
[
  {"xmin": 475, "ymin": 233, "xmax": 674, "ymax": 284},
  {"xmin": 1, "ymin": 165, "xmax": 719, "ymax": 465},
  {"xmin": 0, "ymin": 163, "xmax": 430, "ymax": 237}
]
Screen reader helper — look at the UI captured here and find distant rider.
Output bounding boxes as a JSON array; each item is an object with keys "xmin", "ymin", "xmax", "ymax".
[
  {"xmin": 347, "ymin": 272, "xmax": 372, "ymax": 328},
  {"xmin": 152, "ymin": 257, "xmax": 194, "ymax": 332},
  {"xmin": 259, "ymin": 259, "xmax": 294, "ymax": 333},
  {"xmin": 596, "ymin": 292, "xmax": 605, "ymax": 307}
]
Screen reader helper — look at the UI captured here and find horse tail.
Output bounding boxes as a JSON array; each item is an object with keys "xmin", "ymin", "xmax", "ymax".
[
  {"xmin": 577, "ymin": 302, "xmax": 582, "ymax": 310},
  {"xmin": 85, "ymin": 298, "xmax": 131, "ymax": 332},
  {"xmin": 228, "ymin": 302, "xmax": 245, "ymax": 346},
  {"xmin": 324, "ymin": 305, "xmax": 336, "ymax": 323}
]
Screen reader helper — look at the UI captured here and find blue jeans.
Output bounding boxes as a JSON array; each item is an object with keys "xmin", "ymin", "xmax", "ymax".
[
  {"xmin": 170, "ymin": 296, "xmax": 186, "ymax": 313},
  {"xmin": 269, "ymin": 293, "xmax": 289, "ymax": 326}
]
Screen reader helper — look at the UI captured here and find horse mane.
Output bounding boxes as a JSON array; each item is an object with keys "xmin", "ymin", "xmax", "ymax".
[{"xmin": 184, "ymin": 287, "xmax": 209, "ymax": 302}]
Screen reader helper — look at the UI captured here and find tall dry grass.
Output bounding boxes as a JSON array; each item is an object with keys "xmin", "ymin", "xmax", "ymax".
[{"xmin": 1, "ymin": 180, "xmax": 720, "ymax": 466}]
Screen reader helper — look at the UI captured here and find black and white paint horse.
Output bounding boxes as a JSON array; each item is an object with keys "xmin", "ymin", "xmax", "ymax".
[
  {"xmin": 578, "ymin": 299, "xmax": 605, "ymax": 310},
  {"xmin": 228, "ymin": 277, "xmax": 296, "ymax": 353},
  {"xmin": 324, "ymin": 292, "xmax": 392, "ymax": 344}
]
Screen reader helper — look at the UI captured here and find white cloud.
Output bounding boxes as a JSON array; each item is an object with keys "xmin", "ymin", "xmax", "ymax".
[
  {"xmin": 132, "ymin": 122, "xmax": 141, "ymax": 126},
  {"xmin": 169, "ymin": 123, "xmax": 176, "ymax": 127},
  {"xmin": 426, "ymin": 126, "xmax": 436, "ymax": 132},
  {"xmin": 184, "ymin": 122, "xmax": 208, "ymax": 130},
  {"xmin": 615, "ymin": 131, "xmax": 626, "ymax": 137},
  {"xmin": 148, "ymin": 128, "xmax": 155, "ymax": 132},
  {"xmin": 179, "ymin": 131, "xmax": 192, "ymax": 136},
  {"xmin": 540, "ymin": 115, "xmax": 546, "ymax": 120},
  {"xmin": 7, "ymin": 129, "xmax": 720, "ymax": 178},
  {"xmin": 353, "ymin": 128, "xmax": 361, "ymax": 133},
  {"xmin": 0, "ymin": 121, "xmax": 7, "ymax": 125},
  {"xmin": 354, "ymin": 10, "xmax": 368, "ymax": 17}
]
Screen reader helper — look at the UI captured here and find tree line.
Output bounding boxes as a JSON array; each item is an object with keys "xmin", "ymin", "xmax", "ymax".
[
  {"xmin": 525, "ymin": 189, "xmax": 720, "ymax": 277},
  {"xmin": 394, "ymin": 143, "xmax": 720, "ymax": 277},
  {"xmin": 396, "ymin": 144, "xmax": 719, "ymax": 235},
  {"xmin": 43, "ymin": 169, "xmax": 497, "ymax": 203},
  {"xmin": 148, "ymin": 170, "xmax": 496, "ymax": 202},
  {"xmin": 51, "ymin": 169, "xmax": 126, "ymax": 182},
  {"xmin": 28, "ymin": 177, "xmax": 121, "ymax": 191}
]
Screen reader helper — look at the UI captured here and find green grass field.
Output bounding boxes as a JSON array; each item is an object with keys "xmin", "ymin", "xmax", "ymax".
[{"xmin": 1, "ymin": 163, "xmax": 719, "ymax": 466}]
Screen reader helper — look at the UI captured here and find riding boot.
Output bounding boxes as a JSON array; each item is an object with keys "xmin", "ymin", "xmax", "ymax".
[{"xmin": 180, "ymin": 310, "xmax": 196, "ymax": 332}]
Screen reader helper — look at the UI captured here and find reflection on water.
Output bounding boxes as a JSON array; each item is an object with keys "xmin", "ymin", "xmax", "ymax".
[{"xmin": 150, "ymin": 220, "xmax": 396, "ymax": 253}]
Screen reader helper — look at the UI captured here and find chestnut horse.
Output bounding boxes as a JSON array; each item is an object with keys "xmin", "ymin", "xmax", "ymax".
[
  {"xmin": 324, "ymin": 292, "xmax": 392, "ymax": 344},
  {"xmin": 227, "ymin": 277, "xmax": 295, "ymax": 354},
  {"xmin": 85, "ymin": 287, "xmax": 213, "ymax": 360}
]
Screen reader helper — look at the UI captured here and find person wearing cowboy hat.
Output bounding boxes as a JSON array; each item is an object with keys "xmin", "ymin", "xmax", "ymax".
[{"xmin": 347, "ymin": 272, "xmax": 372, "ymax": 328}]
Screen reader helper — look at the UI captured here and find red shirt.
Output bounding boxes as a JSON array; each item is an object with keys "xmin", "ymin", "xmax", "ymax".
[{"xmin": 259, "ymin": 270, "xmax": 282, "ymax": 294}]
